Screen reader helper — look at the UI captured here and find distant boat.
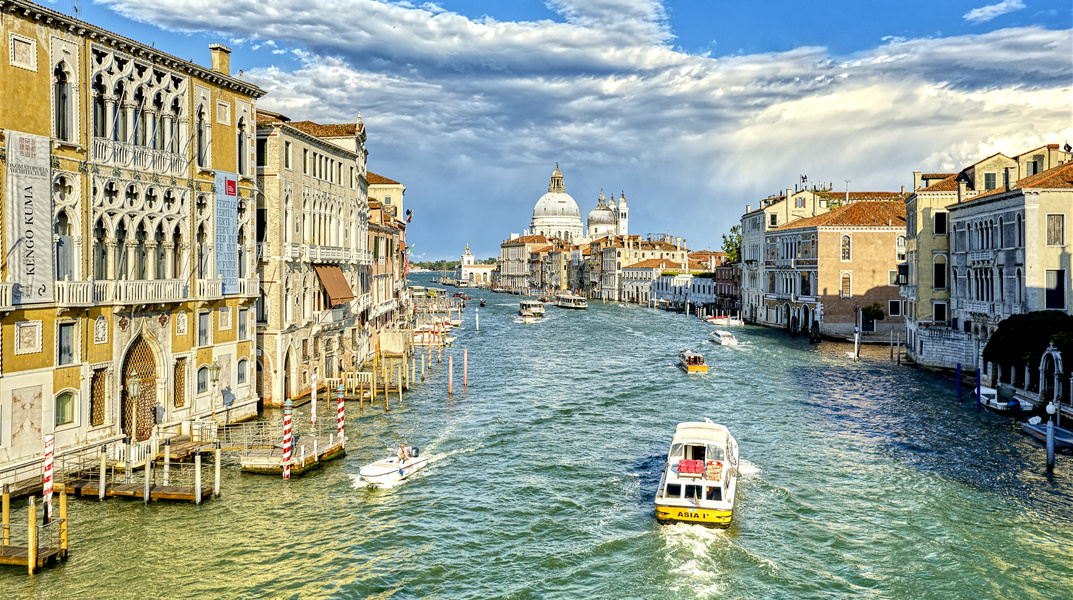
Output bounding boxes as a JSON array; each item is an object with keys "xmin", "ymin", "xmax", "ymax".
[
  {"xmin": 520, "ymin": 299, "xmax": 545, "ymax": 317},
  {"xmin": 710, "ymin": 330, "xmax": 738, "ymax": 346},
  {"xmin": 678, "ymin": 349, "xmax": 709, "ymax": 373},
  {"xmin": 554, "ymin": 294, "xmax": 588, "ymax": 309},
  {"xmin": 479, "ymin": 299, "xmax": 486, "ymax": 307}
]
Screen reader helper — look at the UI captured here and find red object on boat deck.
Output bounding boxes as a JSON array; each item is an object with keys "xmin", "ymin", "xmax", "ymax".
[{"xmin": 679, "ymin": 460, "xmax": 704, "ymax": 474}]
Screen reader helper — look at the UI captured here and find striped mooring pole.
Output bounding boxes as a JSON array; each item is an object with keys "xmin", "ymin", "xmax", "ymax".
[
  {"xmin": 283, "ymin": 397, "xmax": 293, "ymax": 480},
  {"xmin": 43, "ymin": 434, "xmax": 54, "ymax": 522},
  {"xmin": 337, "ymin": 384, "xmax": 345, "ymax": 439}
]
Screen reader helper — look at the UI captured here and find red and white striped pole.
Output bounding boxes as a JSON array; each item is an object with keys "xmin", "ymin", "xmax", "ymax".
[
  {"xmin": 463, "ymin": 348, "xmax": 468, "ymax": 388},
  {"xmin": 43, "ymin": 434, "xmax": 54, "ymax": 522},
  {"xmin": 282, "ymin": 397, "xmax": 293, "ymax": 480},
  {"xmin": 336, "ymin": 384, "xmax": 345, "ymax": 439}
]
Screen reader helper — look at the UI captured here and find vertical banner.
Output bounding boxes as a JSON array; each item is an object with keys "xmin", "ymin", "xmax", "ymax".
[
  {"xmin": 214, "ymin": 171, "xmax": 238, "ymax": 294},
  {"xmin": 5, "ymin": 131, "xmax": 53, "ymax": 304}
]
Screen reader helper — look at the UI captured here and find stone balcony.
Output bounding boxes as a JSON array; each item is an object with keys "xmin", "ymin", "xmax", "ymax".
[
  {"xmin": 92, "ymin": 138, "xmax": 189, "ymax": 178},
  {"xmin": 197, "ymin": 278, "xmax": 223, "ymax": 300},
  {"xmin": 93, "ymin": 279, "xmax": 189, "ymax": 304},
  {"xmin": 0, "ymin": 282, "xmax": 13, "ymax": 311},
  {"xmin": 236, "ymin": 277, "xmax": 260, "ymax": 298},
  {"xmin": 969, "ymin": 250, "xmax": 995, "ymax": 265},
  {"xmin": 55, "ymin": 280, "xmax": 94, "ymax": 307}
]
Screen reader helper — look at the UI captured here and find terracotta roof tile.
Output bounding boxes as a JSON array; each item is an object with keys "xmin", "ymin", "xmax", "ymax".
[
  {"xmin": 624, "ymin": 259, "xmax": 683, "ymax": 269},
  {"xmin": 367, "ymin": 172, "xmax": 400, "ymax": 185},
  {"xmin": 968, "ymin": 161, "xmax": 1073, "ymax": 202},
  {"xmin": 775, "ymin": 201, "xmax": 906, "ymax": 231},
  {"xmin": 502, "ymin": 234, "xmax": 548, "ymax": 245},
  {"xmin": 289, "ymin": 121, "xmax": 362, "ymax": 138},
  {"xmin": 921, "ymin": 174, "xmax": 959, "ymax": 192}
]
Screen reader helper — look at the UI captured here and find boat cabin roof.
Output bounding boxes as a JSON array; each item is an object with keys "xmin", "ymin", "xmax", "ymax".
[
  {"xmin": 520, "ymin": 300, "xmax": 543, "ymax": 307},
  {"xmin": 672, "ymin": 421, "xmax": 730, "ymax": 446}
]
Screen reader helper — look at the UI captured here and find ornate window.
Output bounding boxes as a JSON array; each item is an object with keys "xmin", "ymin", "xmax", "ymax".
[
  {"xmin": 53, "ymin": 63, "xmax": 73, "ymax": 141},
  {"xmin": 840, "ymin": 273, "xmax": 851, "ymax": 298},
  {"xmin": 840, "ymin": 235, "xmax": 851, "ymax": 261},
  {"xmin": 90, "ymin": 368, "xmax": 107, "ymax": 426},
  {"xmin": 174, "ymin": 357, "xmax": 187, "ymax": 408}
]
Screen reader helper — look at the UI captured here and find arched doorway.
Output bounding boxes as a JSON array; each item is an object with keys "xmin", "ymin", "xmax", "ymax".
[
  {"xmin": 122, "ymin": 335, "xmax": 158, "ymax": 442},
  {"xmin": 801, "ymin": 304, "xmax": 811, "ymax": 334}
]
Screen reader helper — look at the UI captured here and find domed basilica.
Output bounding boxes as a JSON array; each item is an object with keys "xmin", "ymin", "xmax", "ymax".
[{"xmin": 529, "ymin": 164, "xmax": 628, "ymax": 243}]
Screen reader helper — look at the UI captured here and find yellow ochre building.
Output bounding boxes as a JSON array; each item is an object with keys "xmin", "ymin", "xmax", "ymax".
[{"xmin": 0, "ymin": 0, "xmax": 265, "ymax": 476}]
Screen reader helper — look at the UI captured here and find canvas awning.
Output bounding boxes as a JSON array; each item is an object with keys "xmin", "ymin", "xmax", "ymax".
[{"xmin": 313, "ymin": 264, "xmax": 356, "ymax": 306}]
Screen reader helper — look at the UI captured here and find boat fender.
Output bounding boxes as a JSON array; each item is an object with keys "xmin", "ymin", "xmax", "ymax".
[{"xmin": 1007, "ymin": 399, "xmax": 1021, "ymax": 412}]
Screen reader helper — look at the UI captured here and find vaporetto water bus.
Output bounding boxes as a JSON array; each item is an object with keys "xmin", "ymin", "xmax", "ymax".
[
  {"xmin": 554, "ymin": 294, "xmax": 588, "ymax": 309},
  {"xmin": 519, "ymin": 299, "xmax": 546, "ymax": 317},
  {"xmin": 654, "ymin": 420, "xmax": 740, "ymax": 527}
]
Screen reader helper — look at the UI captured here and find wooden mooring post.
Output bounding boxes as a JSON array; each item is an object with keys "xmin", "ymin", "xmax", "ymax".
[{"xmin": 1, "ymin": 483, "xmax": 68, "ymax": 574}]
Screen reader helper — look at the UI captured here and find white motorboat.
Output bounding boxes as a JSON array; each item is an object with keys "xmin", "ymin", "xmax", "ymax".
[
  {"xmin": 710, "ymin": 330, "xmax": 738, "ymax": 346},
  {"xmin": 359, "ymin": 446, "xmax": 429, "ymax": 485},
  {"xmin": 654, "ymin": 419, "xmax": 740, "ymax": 527}
]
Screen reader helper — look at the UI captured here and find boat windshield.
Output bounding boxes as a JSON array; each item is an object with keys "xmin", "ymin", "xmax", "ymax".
[{"xmin": 669, "ymin": 442, "xmax": 725, "ymax": 462}]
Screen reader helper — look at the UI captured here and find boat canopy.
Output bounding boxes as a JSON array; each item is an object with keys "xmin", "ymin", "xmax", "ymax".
[{"xmin": 672, "ymin": 422, "xmax": 730, "ymax": 445}]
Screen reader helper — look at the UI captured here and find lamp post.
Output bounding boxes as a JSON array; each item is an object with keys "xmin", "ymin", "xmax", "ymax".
[
  {"xmin": 126, "ymin": 370, "xmax": 141, "ymax": 441},
  {"xmin": 209, "ymin": 359, "xmax": 221, "ymax": 424}
]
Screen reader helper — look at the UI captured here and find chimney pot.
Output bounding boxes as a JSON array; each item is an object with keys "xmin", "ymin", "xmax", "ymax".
[
  {"xmin": 912, "ymin": 171, "xmax": 922, "ymax": 192},
  {"xmin": 210, "ymin": 43, "xmax": 232, "ymax": 76}
]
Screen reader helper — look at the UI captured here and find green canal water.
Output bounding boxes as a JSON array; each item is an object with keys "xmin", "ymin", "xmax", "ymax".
[{"xmin": 5, "ymin": 274, "xmax": 1073, "ymax": 599}]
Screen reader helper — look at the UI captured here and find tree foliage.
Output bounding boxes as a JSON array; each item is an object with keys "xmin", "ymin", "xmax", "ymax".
[
  {"xmin": 721, "ymin": 225, "xmax": 742, "ymax": 263},
  {"xmin": 862, "ymin": 302, "xmax": 885, "ymax": 322},
  {"xmin": 983, "ymin": 311, "xmax": 1073, "ymax": 367}
]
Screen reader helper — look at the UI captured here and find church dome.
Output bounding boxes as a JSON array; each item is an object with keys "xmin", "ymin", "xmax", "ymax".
[
  {"xmin": 534, "ymin": 191, "xmax": 581, "ymax": 219},
  {"xmin": 588, "ymin": 190, "xmax": 616, "ymax": 227},
  {"xmin": 532, "ymin": 163, "xmax": 581, "ymax": 220}
]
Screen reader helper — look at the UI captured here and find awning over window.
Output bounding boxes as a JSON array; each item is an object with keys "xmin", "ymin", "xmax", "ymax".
[{"xmin": 313, "ymin": 264, "xmax": 356, "ymax": 306}]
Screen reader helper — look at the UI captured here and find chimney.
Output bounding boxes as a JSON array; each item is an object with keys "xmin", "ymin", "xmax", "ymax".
[
  {"xmin": 1005, "ymin": 167, "xmax": 1015, "ymax": 191},
  {"xmin": 901, "ymin": 185, "xmax": 905, "ymax": 194},
  {"xmin": 912, "ymin": 171, "xmax": 922, "ymax": 191},
  {"xmin": 957, "ymin": 179, "xmax": 967, "ymax": 203},
  {"xmin": 210, "ymin": 44, "xmax": 231, "ymax": 76},
  {"xmin": 746, "ymin": 204, "xmax": 751, "ymax": 213}
]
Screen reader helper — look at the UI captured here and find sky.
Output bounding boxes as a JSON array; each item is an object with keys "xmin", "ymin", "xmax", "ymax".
[{"xmin": 60, "ymin": 0, "xmax": 1073, "ymax": 260}]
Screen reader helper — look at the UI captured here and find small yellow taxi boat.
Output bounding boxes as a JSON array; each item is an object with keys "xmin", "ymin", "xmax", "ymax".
[{"xmin": 677, "ymin": 349, "xmax": 709, "ymax": 373}]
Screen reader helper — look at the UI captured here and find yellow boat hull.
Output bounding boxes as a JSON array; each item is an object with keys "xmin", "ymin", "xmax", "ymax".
[{"xmin": 655, "ymin": 504, "xmax": 733, "ymax": 527}]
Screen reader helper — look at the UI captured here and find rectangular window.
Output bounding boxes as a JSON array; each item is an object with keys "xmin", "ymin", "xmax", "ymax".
[
  {"xmin": 349, "ymin": 166, "xmax": 354, "ymax": 188},
  {"xmin": 984, "ymin": 172, "xmax": 997, "ymax": 190},
  {"xmin": 284, "ymin": 141, "xmax": 292, "ymax": 169},
  {"xmin": 303, "ymin": 149, "xmax": 309, "ymax": 175},
  {"xmin": 934, "ymin": 212, "xmax": 948, "ymax": 235},
  {"xmin": 934, "ymin": 302, "xmax": 947, "ymax": 322},
  {"xmin": 1047, "ymin": 214, "xmax": 1065, "ymax": 246},
  {"xmin": 198, "ymin": 311, "xmax": 211, "ymax": 346},
  {"xmin": 255, "ymin": 138, "xmax": 267, "ymax": 167},
  {"xmin": 58, "ymin": 322, "xmax": 75, "ymax": 365},
  {"xmin": 769, "ymin": 214, "xmax": 778, "ymax": 228},
  {"xmin": 889, "ymin": 270, "xmax": 898, "ymax": 286},
  {"xmin": 1046, "ymin": 269, "xmax": 1066, "ymax": 309},
  {"xmin": 933, "ymin": 262, "xmax": 947, "ymax": 289},
  {"xmin": 665, "ymin": 484, "xmax": 681, "ymax": 498},
  {"xmin": 239, "ymin": 308, "xmax": 248, "ymax": 339},
  {"xmin": 889, "ymin": 300, "xmax": 902, "ymax": 316},
  {"xmin": 302, "ymin": 339, "xmax": 309, "ymax": 359}
]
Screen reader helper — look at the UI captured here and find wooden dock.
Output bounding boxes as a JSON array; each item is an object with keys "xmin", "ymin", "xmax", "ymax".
[
  {"xmin": 63, "ymin": 481, "xmax": 214, "ymax": 502},
  {"xmin": 241, "ymin": 435, "xmax": 346, "ymax": 476}
]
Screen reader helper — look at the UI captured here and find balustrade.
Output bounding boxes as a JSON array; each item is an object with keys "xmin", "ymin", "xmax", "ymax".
[
  {"xmin": 91, "ymin": 137, "xmax": 189, "ymax": 177},
  {"xmin": 197, "ymin": 278, "xmax": 223, "ymax": 300},
  {"xmin": 91, "ymin": 279, "xmax": 188, "ymax": 304},
  {"xmin": 0, "ymin": 282, "xmax": 13, "ymax": 311},
  {"xmin": 54, "ymin": 281, "xmax": 94, "ymax": 306}
]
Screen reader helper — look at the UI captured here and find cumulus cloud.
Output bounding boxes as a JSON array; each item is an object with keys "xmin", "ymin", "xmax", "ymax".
[
  {"xmin": 963, "ymin": 0, "xmax": 1026, "ymax": 24},
  {"xmin": 95, "ymin": 0, "xmax": 1072, "ymax": 256}
]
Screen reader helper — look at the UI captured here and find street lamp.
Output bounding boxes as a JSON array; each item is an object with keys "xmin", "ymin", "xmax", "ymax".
[
  {"xmin": 126, "ymin": 369, "xmax": 140, "ymax": 440},
  {"xmin": 209, "ymin": 359, "xmax": 221, "ymax": 423}
]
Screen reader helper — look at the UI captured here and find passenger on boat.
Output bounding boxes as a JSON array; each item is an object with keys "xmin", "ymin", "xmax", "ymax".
[{"xmin": 397, "ymin": 445, "xmax": 407, "ymax": 463}]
